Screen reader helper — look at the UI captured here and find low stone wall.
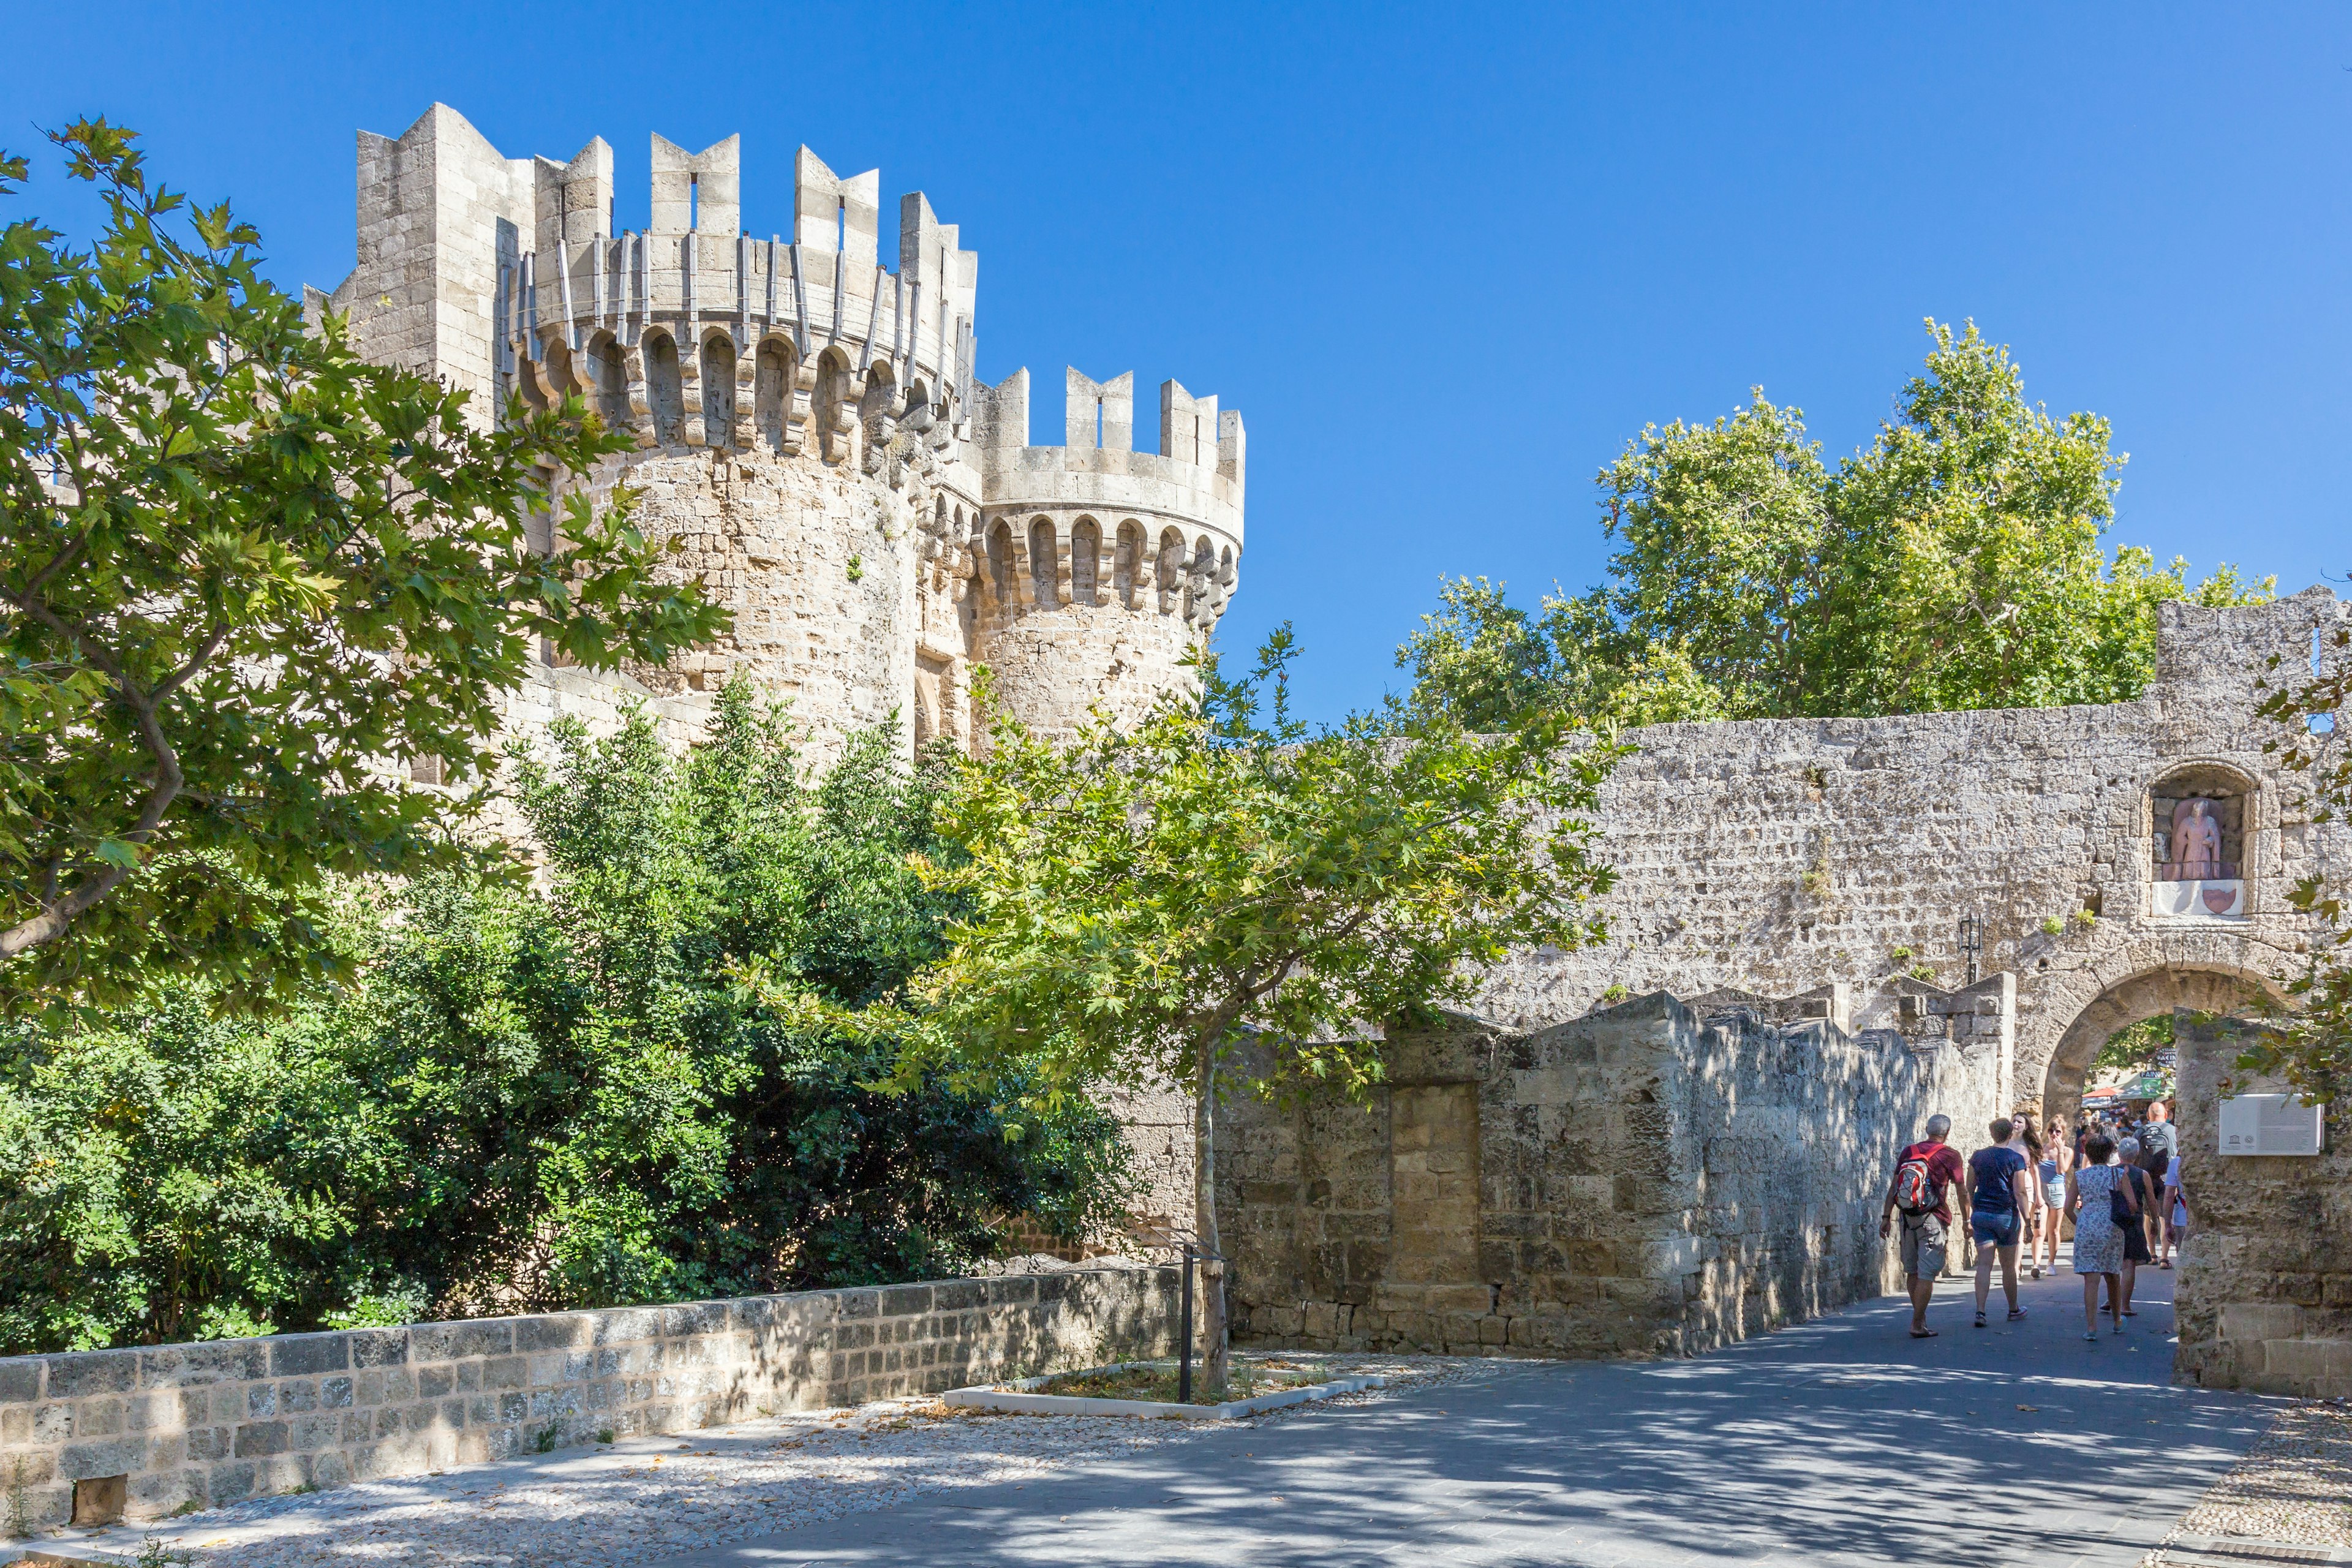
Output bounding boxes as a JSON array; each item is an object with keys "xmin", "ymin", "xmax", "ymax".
[
  {"xmin": 2173, "ymin": 1014, "xmax": 2351, "ymax": 1397},
  {"xmin": 1223, "ymin": 990, "xmax": 1999, "ymax": 1359},
  {"xmin": 0, "ymin": 1264, "xmax": 1179, "ymax": 1532}
]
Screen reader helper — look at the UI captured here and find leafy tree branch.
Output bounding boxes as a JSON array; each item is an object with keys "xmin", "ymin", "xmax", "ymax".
[{"xmin": 0, "ymin": 120, "xmax": 729, "ymax": 1009}]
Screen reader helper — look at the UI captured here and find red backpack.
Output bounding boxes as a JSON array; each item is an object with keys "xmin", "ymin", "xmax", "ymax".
[{"xmin": 1894, "ymin": 1147, "xmax": 1939, "ymax": 1215}]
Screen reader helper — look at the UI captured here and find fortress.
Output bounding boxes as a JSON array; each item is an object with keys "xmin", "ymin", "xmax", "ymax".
[
  {"xmin": 313, "ymin": 107, "xmax": 2345, "ymax": 1399},
  {"xmin": 311, "ymin": 104, "xmax": 1244, "ymax": 762}
]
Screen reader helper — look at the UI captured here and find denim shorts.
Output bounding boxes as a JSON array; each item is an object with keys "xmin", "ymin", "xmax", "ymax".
[{"xmin": 1970, "ymin": 1210, "xmax": 2021, "ymax": 1249}]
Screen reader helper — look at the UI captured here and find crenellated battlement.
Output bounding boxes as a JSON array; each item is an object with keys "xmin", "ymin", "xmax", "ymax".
[
  {"xmin": 965, "ymin": 366, "xmax": 1245, "ymax": 638},
  {"xmin": 317, "ymin": 102, "xmax": 1245, "ymax": 760}
]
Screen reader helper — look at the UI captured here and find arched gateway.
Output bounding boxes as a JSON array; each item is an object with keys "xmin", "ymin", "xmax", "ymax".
[
  {"xmin": 2034, "ymin": 949, "xmax": 2293, "ymax": 1114},
  {"xmin": 1219, "ymin": 592, "xmax": 2349, "ymax": 1395}
]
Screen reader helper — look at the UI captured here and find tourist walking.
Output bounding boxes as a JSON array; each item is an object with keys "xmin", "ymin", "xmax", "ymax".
[
  {"xmin": 2162, "ymin": 1153, "xmax": 2188, "ymax": 1265},
  {"xmin": 2033, "ymin": 1113, "xmax": 2073, "ymax": 1277},
  {"xmin": 2115, "ymin": 1137, "xmax": 2162, "ymax": 1316},
  {"xmin": 2139, "ymin": 1104, "xmax": 2179, "ymax": 1253},
  {"xmin": 2008, "ymin": 1114, "xmax": 2048, "ymax": 1279},
  {"xmin": 1969, "ymin": 1118, "xmax": 2034, "ymax": 1327},
  {"xmin": 1882, "ymin": 1114, "xmax": 1968, "ymax": 1338},
  {"xmin": 2067, "ymin": 1133, "xmax": 2136, "ymax": 1340}
]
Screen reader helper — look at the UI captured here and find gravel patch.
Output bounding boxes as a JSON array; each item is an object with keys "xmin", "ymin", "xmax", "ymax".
[
  {"xmin": 2141, "ymin": 1399, "xmax": 2352, "ymax": 1563},
  {"xmin": 69, "ymin": 1355, "xmax": 1485, "ymax": 1568}
]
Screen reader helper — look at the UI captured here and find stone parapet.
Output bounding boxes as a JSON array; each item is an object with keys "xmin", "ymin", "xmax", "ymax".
[{"xmin": 0, "ymin": 1265, "xmax": 1178, "ymax": 1532}]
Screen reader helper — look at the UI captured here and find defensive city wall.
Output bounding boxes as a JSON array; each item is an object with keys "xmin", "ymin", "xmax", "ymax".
[
  {"xmin": 1474, "ymin": 587, "xmax": 2349, "ymax": 1114},
  {"xmin": 1216, "ymin": 589, "xmax": 2348, "ymax": 1392},
  {"xmin": 1224, "ymin": 986, "xmax": 2005, "ymax": 1359}
]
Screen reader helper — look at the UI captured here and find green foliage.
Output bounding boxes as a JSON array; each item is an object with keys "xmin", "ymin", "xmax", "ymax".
[
  {"xmin": 1400, "ymin": 322, "xmax": 2270, "ymax": 728},
  {"xmin": 873, "ymin": 631, "xmax": 1620, "ymax": 1114},
  {"xmin": 2245, "ymin": 619, "xmax": 2352, "ymax": 1101},
  {"xmin": 0, "ymin": 121, "xmax": 726, "ymax": 1011},
  {"xmin": 2095, "ymin": 1015, "xmax": 2173, "ymax": 1077},
  {"xmin": 0, "ymin": 987, "xmax": 379, "ymax": 1353},
  {"xmin": 821, "ymin": 627, "xmax": 1621, "ymax": 1387},
  {"xmin": 0, "ymin": 680, "xmax": 1132, "ymax": 1354}
]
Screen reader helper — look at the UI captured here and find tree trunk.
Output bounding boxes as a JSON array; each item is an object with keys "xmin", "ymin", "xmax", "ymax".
[{"xmin": 1191, "ymin": 1034, "xmax": 1228, "ymax": 1396}]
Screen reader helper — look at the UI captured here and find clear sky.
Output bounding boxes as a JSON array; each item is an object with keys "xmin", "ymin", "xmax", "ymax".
[{"xmin": 10, "ymin": 3, "xmax": 2350, "ymax": 722}]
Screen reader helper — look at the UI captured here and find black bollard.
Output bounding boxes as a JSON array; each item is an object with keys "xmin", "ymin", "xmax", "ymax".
[{"xmin": 1178, "ymin": 1242, "xmax": 1194, "ymax": 1405}]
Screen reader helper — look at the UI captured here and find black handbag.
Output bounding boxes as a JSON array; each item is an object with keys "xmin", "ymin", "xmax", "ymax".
[{"xmin": 2108, "ymin": 1168, "xmax": 2141, "ymax": 1227}]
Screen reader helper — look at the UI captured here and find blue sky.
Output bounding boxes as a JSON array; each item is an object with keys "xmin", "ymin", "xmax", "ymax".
[{"xmin": 10, "ymin": 3, "xmax": 2350, "ymax": 721}]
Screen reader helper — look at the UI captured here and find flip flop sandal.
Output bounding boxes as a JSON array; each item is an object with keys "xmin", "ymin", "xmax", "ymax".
[
  {"xmin": 1910, "ymin": 1329, "xmax": 1939, "ymax": 1338},
  {"xmin": 1973, "ymin": 1312, "xmax": 1987, "ymax": 1328},
  {"xmin": 2008, "ymin": 1308, "xmax": 2028, "ymax": 1320},
  {"xmin": 2084, "ymin": 1332, "xmax": 2099, "ymax": 1342}
]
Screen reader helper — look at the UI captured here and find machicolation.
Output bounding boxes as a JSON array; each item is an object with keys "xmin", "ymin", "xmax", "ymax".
[{"xmin": 311, "ymin": 104, "xmax": 1245, "ymax": 764}]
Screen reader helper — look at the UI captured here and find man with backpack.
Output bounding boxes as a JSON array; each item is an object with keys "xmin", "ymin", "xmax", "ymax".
[
  {"xmin": 2138, "ymin": 1102, "xmax": 2178, "ymax": 1178},
  {"xmin": 1881, "ymin": 1114, "xmax": 1969, "ymax": 1338}
]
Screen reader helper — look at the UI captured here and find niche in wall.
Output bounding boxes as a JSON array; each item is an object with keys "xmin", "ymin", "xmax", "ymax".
[{"xmin": 2149, "ymin": 763, "xmax": 2249, "ymax": 918}]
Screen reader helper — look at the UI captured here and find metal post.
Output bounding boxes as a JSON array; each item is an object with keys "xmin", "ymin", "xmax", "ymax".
[
  {"xmin": 1961, "ymin": 911, "xmax": 1984, "ymax": 985},
  {"xmin": 1177, "ymin": 1242, "xmax": 1194, "ymax": 1405}
]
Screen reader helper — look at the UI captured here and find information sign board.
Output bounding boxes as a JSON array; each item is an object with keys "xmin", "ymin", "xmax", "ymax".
[{"xmin": 2217, "ymin": 1095, "xmax": 2326, "ymax": 1156}]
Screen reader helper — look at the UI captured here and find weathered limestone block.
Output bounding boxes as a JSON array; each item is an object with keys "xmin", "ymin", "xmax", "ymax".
[{"xmin": 1225, "ymin": 992, "xmax": 1999, "ymax": 1362}]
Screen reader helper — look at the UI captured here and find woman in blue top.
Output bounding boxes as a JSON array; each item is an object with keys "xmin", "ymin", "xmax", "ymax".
[{"xmin": 1969, "ymin": 1117, "xmax": 2034, "ymax": 1328}]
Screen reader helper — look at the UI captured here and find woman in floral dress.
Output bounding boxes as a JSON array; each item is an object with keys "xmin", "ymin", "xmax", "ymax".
[{"xmin": 2067, "ymin": 1134, "xmax": 2135, "ymax": 1341}]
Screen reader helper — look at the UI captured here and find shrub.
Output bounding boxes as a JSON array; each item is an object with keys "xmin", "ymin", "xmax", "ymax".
[{"xmin": 0, "ymin": 680, "xmax": 1134, "ymax": 1354}]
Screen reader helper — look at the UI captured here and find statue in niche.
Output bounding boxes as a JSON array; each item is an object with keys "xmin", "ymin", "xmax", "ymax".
[{"xmin": 2166, "ymin": 798, "xmax": 2227, "ymax": 880}]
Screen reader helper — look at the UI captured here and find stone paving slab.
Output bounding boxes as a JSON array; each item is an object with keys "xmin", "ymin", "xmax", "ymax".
[{"xmin": 648, "ymin": 1266, "xmax": 2271, "ymax": 1567}]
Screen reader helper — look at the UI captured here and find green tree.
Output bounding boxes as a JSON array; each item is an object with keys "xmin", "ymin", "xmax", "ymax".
[
  {"xmin": 2242, "ymin": 617, "xmax": 2352, "ymax": 1102},
  {"xmin": 0, "ymin": 682, "xmax": 1134, "ymax": 1354},
  {"xmin": 2093, "ymin": 1016, "xmax": 2173, "ymax": 1082},
  {"xmin": 1401, "ymin": 322, "xmax": 2270, "ymax": 728},
  {"xmin": 0, "ymin": 993, "xmax": 370, "ymax": 1352},
  {"xmin": 847, "ymin": 633, "xmax": 1622, "ymax": 1390},
  {"xmin": 0, "ymin": 120, "xmax": 725, "ymax": 1010}
]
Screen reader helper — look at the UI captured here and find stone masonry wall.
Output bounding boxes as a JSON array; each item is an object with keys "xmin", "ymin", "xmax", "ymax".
[
  {"xmin": 1472, "ymin": 590, "xmax": 2348, "ymax": 1112},
  {"xmin": 1221, "ymin": 992, "xmax": 1997, "ymax": 1361},
  {"xmin": 2172, "ymin": 1014, "xmax": 2351, "ymax": 1398},
  {"xmin": 0, "ymin": 1265, "xmax": 1178, "ymax": 1532}
]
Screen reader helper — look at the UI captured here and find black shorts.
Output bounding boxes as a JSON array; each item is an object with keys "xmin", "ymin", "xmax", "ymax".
[{"xmin": 2122, "ymin": 1220, "xmax": 2152, "ymax": 1263}]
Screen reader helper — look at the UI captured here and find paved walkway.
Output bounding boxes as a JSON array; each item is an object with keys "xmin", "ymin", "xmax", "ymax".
[
  {"xmin": 650, "ymin": 1264, "xmax": 2271, "ymax": 1567},
  {"xmin": 53, "ymin": 1262, "xmax": 2272, "ymax": 1567}
]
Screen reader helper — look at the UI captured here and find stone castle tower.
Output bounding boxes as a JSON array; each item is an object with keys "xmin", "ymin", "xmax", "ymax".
[{"xmin": 311, "ymin": 105, "xmax": 1245, "ymax": 759}]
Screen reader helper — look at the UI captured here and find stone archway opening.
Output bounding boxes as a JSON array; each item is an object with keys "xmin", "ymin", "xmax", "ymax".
[{"xmin": 2038, "ymin": 963, "xmax": 2282, "ymax": 1115}]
